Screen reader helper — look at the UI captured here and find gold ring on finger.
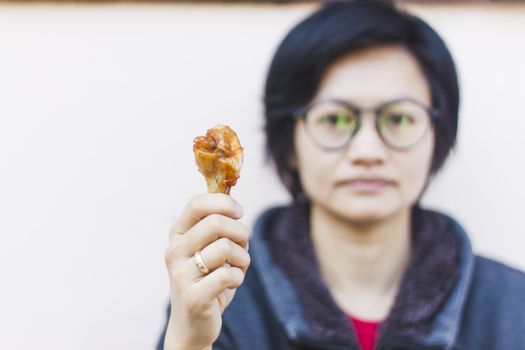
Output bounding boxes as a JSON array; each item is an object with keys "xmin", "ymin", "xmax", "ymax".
[{"xmin": 193, "ymin": 250, "xmax": 211, "ymax": 275}]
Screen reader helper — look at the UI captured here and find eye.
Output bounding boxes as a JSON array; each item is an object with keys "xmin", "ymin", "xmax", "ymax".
[
  {"xmin": 319, "ymin": 114, "xmax": 339, "ymax": 125},
  {"xmin": 386, "ymin": 113, "xmax": 414, "ymax": 126},
  {"xmin": 318, "ymin": 112, "xmax": 356, "ymax": 131}
]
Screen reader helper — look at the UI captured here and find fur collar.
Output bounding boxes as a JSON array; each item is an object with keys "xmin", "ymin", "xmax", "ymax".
[{"xmin": 264, "ymin": 203, "xmax": 460, "ymax": 346}]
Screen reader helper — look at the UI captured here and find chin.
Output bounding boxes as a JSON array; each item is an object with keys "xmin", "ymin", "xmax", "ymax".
[{"xmin": 331, "ymin": 195, "xmax": 401, "ymax": 225}]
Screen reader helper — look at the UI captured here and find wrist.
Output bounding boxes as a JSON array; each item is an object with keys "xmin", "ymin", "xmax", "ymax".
[
  {"xmin": 170, "ymin": 343, "xmax": 211, "ymax": 350},
  {"xmin": 164, "ymin": 318, "xmax": 212, "ymax": 350}
]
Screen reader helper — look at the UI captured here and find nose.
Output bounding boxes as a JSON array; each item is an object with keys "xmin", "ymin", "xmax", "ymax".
[{"xmin": 345, "ymin": 113, "xmax": 387, "ymax": 166}]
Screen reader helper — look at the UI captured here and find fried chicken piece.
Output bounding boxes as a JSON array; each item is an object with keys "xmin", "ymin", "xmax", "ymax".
[{"xmin": 193, "ymin": 125, "xmax": 244, "ymax": 194}]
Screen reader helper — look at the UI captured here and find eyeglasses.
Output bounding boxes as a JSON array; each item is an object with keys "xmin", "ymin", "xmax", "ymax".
[{"xmin": 295, "ymin": 98, "xmax": 439, "ymax": 151}]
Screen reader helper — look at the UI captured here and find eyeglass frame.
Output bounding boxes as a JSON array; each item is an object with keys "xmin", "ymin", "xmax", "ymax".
[{"xmin": 294, "ymin": 97, "xmax": 440, "ymax": 151}]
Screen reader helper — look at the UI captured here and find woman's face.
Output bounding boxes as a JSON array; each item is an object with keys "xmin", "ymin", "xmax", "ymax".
[{"xmin": 294, "ymin": 45, "xmax": 434, "ymax": 223}]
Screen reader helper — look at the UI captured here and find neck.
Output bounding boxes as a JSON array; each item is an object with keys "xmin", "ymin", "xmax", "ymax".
[{"xmin": 310, "ymin": 204, "xmax": 412, "ymax": 312}]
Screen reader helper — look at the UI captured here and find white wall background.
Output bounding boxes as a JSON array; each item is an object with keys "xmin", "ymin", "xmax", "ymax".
[{"xmin": 0, "ymin": 3, "xmax": 523, "ymax": 350}]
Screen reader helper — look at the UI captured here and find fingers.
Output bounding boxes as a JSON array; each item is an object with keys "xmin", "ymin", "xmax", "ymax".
[
  {"xmin": 175, "ymin": 237, "xmax": 250, "ymax": 282},
  {"xmin": 200, "ymin": 238, "xmax": 251, "ymax": 273},
  {"xmin": 168, "ymin": 244, "xmax": 248, "ymax": 308},
  {"xmin": 170, "ymin": 214, "xmax": 249, "ymax": 258},
  {"xmin": 165, "ymin": 193, "xmax": 249, "ymax": 316},
  {"xmin": 171, "ymin": 193, "xmax": 243, "ymax": 240},
  {"xmin": 186, "ymin": 266, "xmax": 245, "ymax": 306}
]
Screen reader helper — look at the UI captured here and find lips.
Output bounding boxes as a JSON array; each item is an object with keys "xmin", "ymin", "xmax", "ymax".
[{"xmin": 336, "ymin": 177, "xmax": 396, "ymax": 193}]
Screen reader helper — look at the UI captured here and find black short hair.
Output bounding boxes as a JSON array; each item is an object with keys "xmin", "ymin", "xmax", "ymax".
[{"xmin": 263, "ymin": 0, "xmax": 460, "ymax": 201}]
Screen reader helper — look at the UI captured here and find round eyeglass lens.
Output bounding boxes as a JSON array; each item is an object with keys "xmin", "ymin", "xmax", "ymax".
[
  {"xmin": 377, "ymin": 100, "xmax": 431, "ymax": 149},
  {"xmin": 305, "ymin": 101, "xmax": 358, "ymax": 149}
]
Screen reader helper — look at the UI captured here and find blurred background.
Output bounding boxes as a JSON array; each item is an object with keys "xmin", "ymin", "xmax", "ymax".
[{"xmin": 0, "ymin": 1, "xmax": 524, "ymax": 349}]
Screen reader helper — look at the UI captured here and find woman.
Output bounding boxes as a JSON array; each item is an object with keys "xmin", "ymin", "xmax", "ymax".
[{"xmin": 159, "ymin": 1, "xmax": 525, "ymax": 349}]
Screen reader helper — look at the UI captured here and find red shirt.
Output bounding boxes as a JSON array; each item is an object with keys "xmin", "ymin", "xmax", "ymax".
[{"xmin": 348, "ymin": 315, "xmax": 382, "ymax": 350}]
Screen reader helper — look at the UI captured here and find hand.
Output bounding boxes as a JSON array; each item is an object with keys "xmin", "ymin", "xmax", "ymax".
[{"xmin": 163, "ymin": 193, "xmax": 250, "ymax": 350}]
